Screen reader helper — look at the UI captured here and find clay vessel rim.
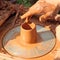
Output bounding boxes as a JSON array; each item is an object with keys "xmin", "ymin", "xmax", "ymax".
[{"xmin": 21, "ymin": 22, "xmax": 36, "ymax": 31}]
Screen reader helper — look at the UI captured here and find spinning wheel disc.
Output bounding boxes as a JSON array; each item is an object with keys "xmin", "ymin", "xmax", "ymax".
[
  {"xmin": 0, "ymin": 53, "xmax": 13, "ymax": 60},
  {"xmin": 2, "ymin": 25, "xmax": 55, "ymax": 58}
]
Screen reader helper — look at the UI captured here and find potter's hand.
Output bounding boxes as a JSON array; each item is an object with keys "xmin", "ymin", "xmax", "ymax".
[
  {"xmin": 20, "ymin": 0, "xmax": 42, "ymax": 19},
  {"xmin": 20, "ymin": 0, "xmax": 45, "ymax": 22},
  {"xmin": 21, "ymin": 0, "xmax": 60, "ymax": 22}
]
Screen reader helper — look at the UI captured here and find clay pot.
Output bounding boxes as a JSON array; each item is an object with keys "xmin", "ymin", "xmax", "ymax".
[
  {"xmin": 56, "ymin": 25, "xmax": 60, "ymax": 41},
  {"xmin": 20, "ymin": 22, "xmax": 37, "ymax": 44}
]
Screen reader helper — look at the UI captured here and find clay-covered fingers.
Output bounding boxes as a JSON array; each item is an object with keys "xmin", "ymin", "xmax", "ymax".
[
  {"xmin": 39, "ymin": 15, "xmax": 47, "ymax": 22},
  {"xmin": 20, "ymin": 10, "xmax": 32, "ymax": 19},
  {"xmin": 55, "ymin": 14, "xmax": 60, "ymax": 21},
  {"xmin": 20, "ymin": 0, "xmax": 43, "ymax": 19}
]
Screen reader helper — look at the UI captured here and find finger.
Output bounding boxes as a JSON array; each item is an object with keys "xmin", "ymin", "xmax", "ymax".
[
  {"xmin": 20, "ymin": 11, "xmax": 32, "ymax": 19},
  {"xmin": 55, "ymin": 14, "xmax": 60, "ymax": 21}
]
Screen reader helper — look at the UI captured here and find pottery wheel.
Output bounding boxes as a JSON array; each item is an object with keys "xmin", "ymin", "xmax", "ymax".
[
  {"xmin": 2, "ymin": 25, "xmax": 55, "ymax": 58},
  {"xmin": 0, "ymin": 53, "xmax": 13, "ymax": 60}
]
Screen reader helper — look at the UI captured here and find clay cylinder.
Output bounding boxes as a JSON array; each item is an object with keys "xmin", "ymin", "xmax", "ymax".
[
  {"xmin": 20, "ymin": 22, "xmax": 37, "ymax": 44},
  {"xmin": 56, "ymin": 25, "xmax": 60, "ymax": 41}
]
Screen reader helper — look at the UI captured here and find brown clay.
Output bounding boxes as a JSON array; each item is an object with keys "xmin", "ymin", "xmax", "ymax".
[{"xmin": 20, "ymin": 22, "xmax": 37, "ymax": 44}]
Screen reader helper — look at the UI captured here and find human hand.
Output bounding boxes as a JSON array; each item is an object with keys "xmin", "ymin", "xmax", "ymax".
[{"xmin": 21, "ymin": 0, "xmax": 60, "ymax": 22}]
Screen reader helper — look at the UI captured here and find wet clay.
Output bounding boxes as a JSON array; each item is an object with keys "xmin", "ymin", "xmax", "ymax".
[{"xmin": 20, "ymin": 22, "xmax": 37, "ymax": 44}]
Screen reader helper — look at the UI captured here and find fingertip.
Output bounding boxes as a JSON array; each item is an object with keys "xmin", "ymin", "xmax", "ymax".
[
  {"xmin": 39, "ymin": 16, "xmax": 41, "ymax": 22},
  {"xmin": 20, "ymin": 16, "xmax": 24, "ymax": 19}
]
